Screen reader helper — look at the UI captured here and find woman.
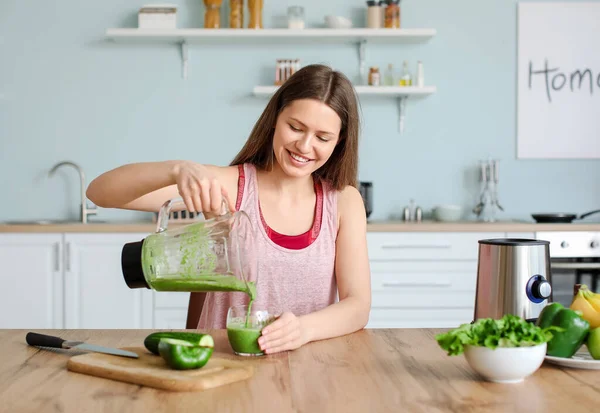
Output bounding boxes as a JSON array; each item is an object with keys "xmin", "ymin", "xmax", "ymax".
[{"xmin": 87, "ymin": 64, "xmax": 371, "ymax": 354}]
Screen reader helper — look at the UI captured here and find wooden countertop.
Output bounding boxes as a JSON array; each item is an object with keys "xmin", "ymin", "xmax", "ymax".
[
  {"xmin": 2, "ymin": 329, "xmax": 599, "ymax": 412},
  {"xmin": 2, "ymin": 220, "xmax": 600, "ymax": 233}
]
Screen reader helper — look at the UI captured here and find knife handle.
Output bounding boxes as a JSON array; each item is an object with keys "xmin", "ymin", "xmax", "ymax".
[{"xmin": 26, "ymin": 332, "xmax": 66, "ymax": 349}]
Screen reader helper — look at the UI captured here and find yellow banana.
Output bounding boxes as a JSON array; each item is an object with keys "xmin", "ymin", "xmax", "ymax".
[
  {"xmin": 581, "ymin": 285, "xmax": 600, "ymax": 313},
  {"xmin": 570, "ymin": 286, "xmax": 600, "ymax": 328}
]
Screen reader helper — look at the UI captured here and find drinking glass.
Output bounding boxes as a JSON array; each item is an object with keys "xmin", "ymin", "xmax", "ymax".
[{"xmin": 226, "ymin": 305, "xmax": 277, "ymax": 356}]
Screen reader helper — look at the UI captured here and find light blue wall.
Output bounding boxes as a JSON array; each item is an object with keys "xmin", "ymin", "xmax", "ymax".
[{"xmin": 2, "ymin": 0, "xmax": 600, "ymax": 223}]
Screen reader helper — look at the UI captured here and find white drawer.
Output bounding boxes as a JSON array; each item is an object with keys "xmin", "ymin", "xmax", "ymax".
[
  {"xmin": 370, "ymin": 263, "xmax": 477, "ymax": 293},
  {"xmin": 367, "ymin": 308, "xmax": 474, "ymax": 329},
  {"xmin": 367, "ymin": 232, "xmax": 504, "ymax": 261},
  {"xmin": 154, "ymin": 291, "xmax": 190, "ymax": 309},
  {"xmin": 371, "ymin": 291, "xmax": 475, "ymax": 309}
]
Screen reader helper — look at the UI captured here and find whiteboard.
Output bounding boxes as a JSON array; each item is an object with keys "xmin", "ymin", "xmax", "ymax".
[{"xmin": 517, "ymin": 2, "xmax": 600, "ymax": 159}]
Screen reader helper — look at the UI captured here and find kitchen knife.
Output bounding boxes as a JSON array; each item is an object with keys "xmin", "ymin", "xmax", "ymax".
[{"xmin": 26, "ymin": 332, "xmax": 139, "ymax": 359}]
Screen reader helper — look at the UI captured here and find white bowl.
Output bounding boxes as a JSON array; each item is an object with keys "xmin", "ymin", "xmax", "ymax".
[
  {"xmin": 433, "ymin": 205, "xmax": 463, "ymax": 222},
  {"xmin": 324, "ymin": 15, "xmax": 352, "ymax": 29},
  {"xmin": 463, "ymin": 343, "xmax": 546, "ymax": 383}
]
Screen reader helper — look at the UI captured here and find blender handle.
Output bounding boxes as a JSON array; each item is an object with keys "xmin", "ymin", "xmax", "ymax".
[{"xmin": 155, "ymin": 198, "xmax": 231, "ymax": 233}]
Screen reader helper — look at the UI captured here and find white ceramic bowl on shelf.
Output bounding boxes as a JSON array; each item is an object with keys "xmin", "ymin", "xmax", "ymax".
[
  {"xmin": 463, "ymin": 343, "xmax": 547, "ymax": 383},
  {"xmin": 433, "ymin": 205, "xmax": 463, "ymax": 222},
  {"xmin": 324, "ymin": 16, "xmax": 352, "ymax": 29}
]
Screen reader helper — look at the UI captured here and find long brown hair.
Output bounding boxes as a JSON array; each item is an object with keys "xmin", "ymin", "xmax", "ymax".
[{"xmin": 230, "ymin": 64, "xmax": 360, "ymax": 190}]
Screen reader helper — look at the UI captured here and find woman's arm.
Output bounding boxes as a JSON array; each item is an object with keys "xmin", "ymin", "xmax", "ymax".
[
  {"xmin": 86, "ymin": 161, "xmax": 180, "ymax": 211},
  {"xmin": 86, "ymin": 161, "xmax": 237, "ymax": 213},
  {"xmin": 258, "ymin": 185, "xmax": 371, "ymax": 353},
  {"xmin": 300, "ymin": 185, "xmax": 372, "ymax": 341}
]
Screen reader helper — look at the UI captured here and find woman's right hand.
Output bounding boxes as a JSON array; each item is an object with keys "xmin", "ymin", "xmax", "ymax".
[{"xmin": 171, "ymin": 161, "xmax": 234, "ymax": 216}]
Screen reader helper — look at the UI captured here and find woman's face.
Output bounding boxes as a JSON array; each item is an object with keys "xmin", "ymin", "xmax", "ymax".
[{"xmin": 272, "ymin": 99, "xmax": 341, "ymax": 179}]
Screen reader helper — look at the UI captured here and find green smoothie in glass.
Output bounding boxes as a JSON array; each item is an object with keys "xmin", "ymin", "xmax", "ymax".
[{"xmin": 227, "ymin": 305, "xmax": 275, "ymax": 356}]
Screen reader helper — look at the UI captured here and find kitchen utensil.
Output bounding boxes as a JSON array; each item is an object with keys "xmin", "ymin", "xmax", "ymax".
[
  {"xmin": 531, "ymin": 209, "xmax": 600, "ymax": 223},
  {"xmin": 464, "ymin": 343, "xmax": 546, "ymax": 383},
  {"xmin": 358, "ymin": 181, "xmax": 373, "ymax": 218},
  {"xmin": 474, "ymin": 238, "xmax": 553, "ymax": 322},
  {"xmin": 472, "ymin": 159, "xmax": 503, "ymax": 222},
  {"xmin": 121, "ymin": 198, "xmax": 258, "ymax": 295},
  {"xmin": 26, "ymin": 332, "xmax": 139, "ymax": 359},
  {"xmin": 66, "ymin": 347, "xmax": 254, "ymax": 391}
]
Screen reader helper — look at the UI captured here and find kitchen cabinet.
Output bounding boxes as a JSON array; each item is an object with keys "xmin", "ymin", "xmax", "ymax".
[
  {"xmin": 366, "ymin": 231, "xmax": 505, "ymax": 329},
  {"xmin": 0, "ymin": 229, "xmax": 519, "ymax": 330},
  {"xmin": 0, "ymin": 233, "xmax": 154, "ymax": 329},
  {"xmin": 153, "ymin": 291, "xmax": 190, "ymax": 329},
  {"xmin": 0, "ymin": 234, "xmax": 64, "ymax": 329},
  {"xmin": 64, "ymin": 233, "xmax": 153, "ymax": 329}
]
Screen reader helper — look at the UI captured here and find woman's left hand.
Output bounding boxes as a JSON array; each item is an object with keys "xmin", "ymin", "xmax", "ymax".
[{"xmin": 258, "ymin": 312, "xmax": 308, "ymax": 354}]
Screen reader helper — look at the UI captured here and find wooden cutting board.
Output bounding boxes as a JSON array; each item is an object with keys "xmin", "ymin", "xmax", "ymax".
[{"xmin": 66, "ymin": 347, "xmax": 254, "ymax": 392}]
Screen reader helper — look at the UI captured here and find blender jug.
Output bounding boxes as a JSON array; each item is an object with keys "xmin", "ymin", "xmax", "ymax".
[{"xmin": 121, "ymin": 198, "xmax": 257, "ymax": 298}]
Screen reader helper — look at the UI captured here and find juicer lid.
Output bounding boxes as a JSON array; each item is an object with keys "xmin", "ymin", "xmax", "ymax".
[
  {"xmin": 122, "ymin": 239, "xmax": 150, "ymax": 289},
  {"xmin": 478, "ymin": 238, "xmax": 549, "ymax": 246}
]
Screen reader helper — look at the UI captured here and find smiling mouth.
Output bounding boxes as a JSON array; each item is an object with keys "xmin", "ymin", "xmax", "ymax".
[{"xmin": 287, "ymin": 150, "xmax": 313, "ymax": 163}]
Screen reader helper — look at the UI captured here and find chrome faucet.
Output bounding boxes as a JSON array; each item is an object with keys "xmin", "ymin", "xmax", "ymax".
[{"xmin": 49, "ymin": 161, "xmax": 97, "ymax": 224}]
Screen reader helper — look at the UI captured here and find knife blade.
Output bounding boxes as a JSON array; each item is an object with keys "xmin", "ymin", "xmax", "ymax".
[{"xmin": 26, "ymin": 332, "xmax": 139, "ymax": 359}]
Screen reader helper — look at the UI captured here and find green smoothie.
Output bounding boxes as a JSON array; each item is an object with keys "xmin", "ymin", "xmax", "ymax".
[
  {"xmin": 151, "ymin": 275, "xmax": 257, "ymax": 298},
  {"xmin": 227, "ymin": 323, "xmax": 263, "ymax": 355},
  {"xmin": 141, "ymin": 220, "xmax": 262, "ymax": 348},
  {"xmin": 140, "ymin": 220, "xmax": 257, "ymax": 299}
]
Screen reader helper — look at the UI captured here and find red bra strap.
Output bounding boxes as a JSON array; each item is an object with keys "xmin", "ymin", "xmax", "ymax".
[{"xmin": 235, "ymin": 164, "xmax": 245, "ymax": 211}]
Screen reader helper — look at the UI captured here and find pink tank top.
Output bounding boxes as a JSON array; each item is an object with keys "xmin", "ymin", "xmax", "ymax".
[{"xmin": 197, "ymin": 163, "xmax": 339, "ymax": 329}]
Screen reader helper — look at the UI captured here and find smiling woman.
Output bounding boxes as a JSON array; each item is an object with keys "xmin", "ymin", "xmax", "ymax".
[{"xmin": 86, "ymin": 64, "xmax": 371, "ymax": 355}]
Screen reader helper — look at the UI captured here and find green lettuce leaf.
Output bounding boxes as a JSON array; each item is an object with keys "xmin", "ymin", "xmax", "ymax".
[{"xmin": 435, "ymin": 314, "xmax": 556, "ymax": 356}]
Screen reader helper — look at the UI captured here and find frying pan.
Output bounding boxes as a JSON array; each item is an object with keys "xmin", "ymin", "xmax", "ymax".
[{"xmin": 531, "ymin": 209, "xmax": 600, "ymax": 223}]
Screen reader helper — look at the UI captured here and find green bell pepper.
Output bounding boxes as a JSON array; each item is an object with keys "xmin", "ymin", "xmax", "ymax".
[
  {"xmin": 536, "ymin": 302, "xmax": 590, "ymax": 358},
  {"xmin": 158, "ymin": 338, "xmax": 214, "ymax": 370}
]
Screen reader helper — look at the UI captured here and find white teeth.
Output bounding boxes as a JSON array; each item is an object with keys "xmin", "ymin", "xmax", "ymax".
[{"xmin": 290, "ymin": 152, "xmax": 310, "ymax": 163}]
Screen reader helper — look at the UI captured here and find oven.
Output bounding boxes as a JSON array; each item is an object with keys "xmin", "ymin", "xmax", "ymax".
[{"xmin": 537, "ymin": 232, "xmax": 600, "ymax": 307}]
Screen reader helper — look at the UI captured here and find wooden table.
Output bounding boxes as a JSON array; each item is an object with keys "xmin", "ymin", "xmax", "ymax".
[{"xmin": 1, "ymin": 329, "xmax": 599, "ymax": 412}]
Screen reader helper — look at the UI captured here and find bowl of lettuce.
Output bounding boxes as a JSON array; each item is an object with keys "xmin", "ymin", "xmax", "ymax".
[{"xmin": 436, "ymin": 314, "xmax": 554, "ymax": 383}]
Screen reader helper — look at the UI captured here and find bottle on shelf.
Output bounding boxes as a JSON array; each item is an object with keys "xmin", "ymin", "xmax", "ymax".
[
  {"xmin": 384, "ymin": 63, "xmax": 395, "ymax": 86},
  {"xmin": 384, "ymin": 0, "xmax": 401, "ymax": 28},
  {"xmin": 416, "ymin": 61, "xmax": 424, "ymax": 87},
  {"xmin": 399, "ymin": 60, "xmax": 412, "ymax": 86},
  {"xmin": 229, "ymin": 0, "xmax": 243, "ymax": 28},
  {"xmin": 368, "ymin": 67, "xmax": 381, "ymax": 86},
  {"xmin": 248, "ymin": 0, "xmax": 263, "ymax": 29},
  {"xmin": 203, "ymin": 0, "xmax": 223, "ymax": 28}
]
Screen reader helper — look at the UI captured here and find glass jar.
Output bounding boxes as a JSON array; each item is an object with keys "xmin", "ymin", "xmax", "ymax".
[
  {"xmin": 229, "ymin": 0, "xmax": 243, "ymax": 28},
  {"xmin": 247, "ymin": 0, "xmax": 263, "ymax": 29},
  {"xmin": 204, "ymin": 0, "xmax": 223, "ymax": 28},
  {"xmin": 368, "ymin": 66, "xmax": 381, "ymax": 86},
  {"xmin": 287, "ymin": 6, "xmax": 305, "ymax": 29},
  {"xmin": 366, "ymin": 0, "xmax": 382, "ymax": 29},
  {"xmin": 384, "ymin": 0, "xmax": 400, "ymax": 29}
]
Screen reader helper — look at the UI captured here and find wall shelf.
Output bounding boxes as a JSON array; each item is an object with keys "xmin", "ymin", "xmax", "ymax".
[
  {"xmin": 253, "ymin": 85, "xmax": 437, "ymax": 97},
  {"xmin": 254, "ymin": 85, "xmax": 437, "ymax": 134},
  {"xmin": 104, "ymin": 27, "xmax": 437, "ymax": 133},
  {"xmin": 105, "ymin": 28, "xmax": 436, "ymax": 44},
  {"xmin": 105, "ymin": 28, "xmax": 436, "ymax": 82}
]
